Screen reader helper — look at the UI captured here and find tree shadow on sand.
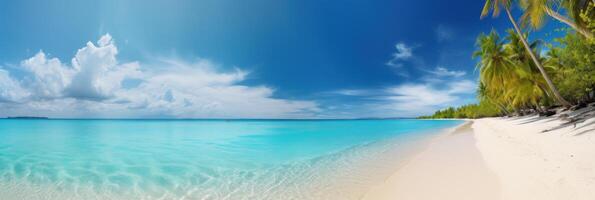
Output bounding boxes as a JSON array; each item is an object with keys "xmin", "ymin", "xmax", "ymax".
[
  {"xmin": 573, "ymin": 120, "xmax": 595, "ymax": 136},
  {"xmin": 540, "ymin": 107, "xmax": 595, "ymax": 136}
]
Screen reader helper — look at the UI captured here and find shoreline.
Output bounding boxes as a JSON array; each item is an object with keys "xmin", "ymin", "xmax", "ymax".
[
  {"xmin": 362, "ymin": 112, "xmax": 595, "ymax": 200},
  {"xmin": 362, "ymin": 120, "xmax": 501, "ymax": 200},
  {"xmin": 0, "ymin": 120, "xmax": 464, "ymax": 200}
]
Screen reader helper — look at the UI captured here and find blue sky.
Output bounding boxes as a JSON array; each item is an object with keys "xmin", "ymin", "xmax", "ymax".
[{"xmin": 0, "ymin": 0, "xmax": 566, "ymax": 118}]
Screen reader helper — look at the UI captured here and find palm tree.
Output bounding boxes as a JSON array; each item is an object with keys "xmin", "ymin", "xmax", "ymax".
[
  {"xmin": 520, "ymin": 0, "xmax": 593, "ymax": 39},
  {"xmin": 503, "ymin": 29, "xmax": 550, "ymax": 109},
  {"xmin": 481, "ymin": 0, "xmax": 572, "ymax": 107},
  {"xmin": 473, "ymin": 31, "xmax": 520, "ymax": 111},
  {"xmin": 478, "ymin": 82, "xmax": 511, "ymax": 115},
  {"xmin": 474, "ymin": 30, "xmax": 545, "ymax": 112},
  {"xmin": 473, "ymin": 31, "xmax": 516, "ymax": 92}
]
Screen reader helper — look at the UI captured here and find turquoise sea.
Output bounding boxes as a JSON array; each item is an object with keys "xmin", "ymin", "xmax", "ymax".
[{"xmin": 0, "ymin": 119, "xmax": 461, "ymax": 199}]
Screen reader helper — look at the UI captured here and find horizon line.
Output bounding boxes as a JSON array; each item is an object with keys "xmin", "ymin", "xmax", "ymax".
[{"xmin": 2, "ymin": 116, "xmax": 419, "ymax": 121}]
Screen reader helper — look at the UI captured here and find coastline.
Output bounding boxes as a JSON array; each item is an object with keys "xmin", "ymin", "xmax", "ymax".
[
  {"xmin": 0, "ymin": 119, "xmax": 465, "ymax": 200},
  {"xmin": 363, "ymin": 113, "xmax": 595, "ymax": 200},
  {"xmin": 362, "ymin": 120, "xmax": 501, "ymax": 200}
]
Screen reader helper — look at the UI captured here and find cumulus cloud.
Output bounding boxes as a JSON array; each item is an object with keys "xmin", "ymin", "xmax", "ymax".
[
  {"xmin": 66, "ymin": 34, "xmax": 141, "ymax": 100},
  {"xmin": 16, "ymin": 34, "xmax": 141, "ymax": 101},
  {"xmin": 21, "ymin": 51, "xmax": 73, "ymax": 99},
  {"xmin": 0, "ymin": 69, "xmax": 29, "ymax": 102},
  {"xmin": 426, "ymin": 66, "xmax": 466, "ymax": 77},
  {"xmin": 0, "ymin": 34, "xmax": 319, "ymax": 118}
]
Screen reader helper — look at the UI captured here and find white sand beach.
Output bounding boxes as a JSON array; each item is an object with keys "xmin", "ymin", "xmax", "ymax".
[{"xmin": 363, "ymin": 109, "xmax": 595, "ymax": 200}]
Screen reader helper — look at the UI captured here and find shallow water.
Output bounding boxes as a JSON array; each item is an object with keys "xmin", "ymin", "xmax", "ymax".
[{"xmin": 0, "ymin": 119, "xmax": 461, "ymax": 199}]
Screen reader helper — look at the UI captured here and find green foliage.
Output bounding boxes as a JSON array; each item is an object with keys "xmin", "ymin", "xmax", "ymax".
[
  {"xmin": 581, "ymin": 2, "xmax": 595, "ymax": 34},
  {"xmin": 418, "ymin": 101, "xmax": 502, "ymax": 119},
  {"xmin": 421, "ymin": 28, "xmax": 593, "ymax": 119},
  {"xmin": 546, "ymin": 31, "xmax": 595, "ymax": 103},
  {"xmin": 542, "ymin": 2, "xmax": 595, "ymax": 104},
  {"xmin": 473, "ymin": 29, "xmax": 553, "ymax": 111},
  {"xmin": 419, "ymin": 1, "xmax": 593, "ymax": 119}
]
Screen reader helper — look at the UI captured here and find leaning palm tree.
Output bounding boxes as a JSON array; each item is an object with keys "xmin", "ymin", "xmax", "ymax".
[
  {"xmin": 474, "ymin": 30, "xmax": 543, "ymax": 112},
  {"xmin": 481, "ymin": 0, "xmax": 572, "ymax": 107},
  {"xmin": 520, "ymin": 0, "xmax": 593, "ymax": 39}
]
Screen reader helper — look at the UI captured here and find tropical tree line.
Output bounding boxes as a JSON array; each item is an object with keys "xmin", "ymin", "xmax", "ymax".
[
  {"xmin": 420, "ymin": 0, "xmax": 594, "ymax": 119},
  {"xmin": 418, "ymin": 101, "xmax": 502, "ymax": 119}
]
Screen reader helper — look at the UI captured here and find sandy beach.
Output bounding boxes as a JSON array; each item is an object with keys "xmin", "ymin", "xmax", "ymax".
[{"xmin": 363, "ymin": 111, "xmax": 595, "ymax": 200}]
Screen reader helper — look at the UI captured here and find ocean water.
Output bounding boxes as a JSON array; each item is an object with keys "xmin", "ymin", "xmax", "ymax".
[{"xmin": 0, "ymin": 119, "xmax": 461, "ymax": 199}]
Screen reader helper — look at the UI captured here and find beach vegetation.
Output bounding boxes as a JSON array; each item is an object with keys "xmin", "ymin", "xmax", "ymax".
[
  {"xmin": 420, "ymin": 1, "xmax": 594, "ymax": 119},
  {"xmin": 481, "ymin": 0, "xmax": 572, "ymax": 106}
]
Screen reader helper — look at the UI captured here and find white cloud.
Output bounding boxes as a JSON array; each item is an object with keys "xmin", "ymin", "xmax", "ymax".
[
  {"xmin": 324, "ymin": 80, "xmax": 476, "ymax": 118},
  {"xmin": 447, "ymin": 80, "xmax": 476, "ymax": 94},
  {"xmin": 326, "ymin": 89, "xmax": 373, "ymax": 96},
  {"xmin": 385, "ymin": 84, "xmax": 456, "ymax": 106},
  {"xmin": 386, "ymin": 42, "xmax": 413, "ymax": 67},
  {"xmin": 17, "ymin": 34, "xmax": 141, "ymax": 101},
  {"xmin": 66, "ymin": 34, "xmax": 141, "ymax": 100},
  {"xmin": 379, "ymin": 80, "xmax": 475, "ymax": 114},
  {"xmin": 112, "ymin": 59, "xmax": 318, "ymax": 118},
  {"xmin": 21, "ymin": 51, "xmax": 73, "ymax": 99},
  {"xmin": 426, "ymin": 66, "xmax": 466, "ymax": 77},
  {"xmin": 0, "ymin": 69, "xmax": 29, "ymax": 102},
  {"xmin": 0, "ymin": 34, "xmax": 319, "ymax": 118},
  {"xmin": 391, "ymin": 43, "xmax": 413, "ymax": 60}
]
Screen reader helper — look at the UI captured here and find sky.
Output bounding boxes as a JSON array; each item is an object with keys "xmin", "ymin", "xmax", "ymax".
[{"xmin": 0, "ymin": 0, "xmax": 567, "ymax": 118}]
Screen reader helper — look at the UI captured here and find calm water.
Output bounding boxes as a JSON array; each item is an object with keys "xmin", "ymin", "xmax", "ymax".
[{"xmin": 0, "ymin": 119, "xmax": 461, "ymax": 199}]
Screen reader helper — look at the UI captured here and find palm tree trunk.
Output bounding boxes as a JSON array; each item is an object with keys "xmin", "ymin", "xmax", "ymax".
[
  {"xmin": 544, "ymin": 7, "xmax": 593, "ymax": 39},
  {"xmin": 504, "ymin": 7, "xmax": 572, "ymax": 107}
]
